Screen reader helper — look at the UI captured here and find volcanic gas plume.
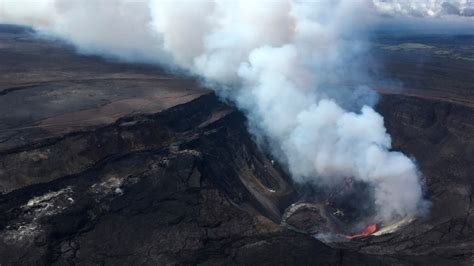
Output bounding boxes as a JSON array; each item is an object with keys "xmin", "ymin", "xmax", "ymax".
[{"xmin": 3, "ymin": 0, "xmax": 470, "ymax": 222}]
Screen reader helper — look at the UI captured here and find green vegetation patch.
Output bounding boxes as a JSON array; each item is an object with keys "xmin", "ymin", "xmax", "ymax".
[
  {"xmin": 382, "ymin": 43, "xmax": 435, "ymax": 51},
  {"xmin": 380, "ymin": 42, "xmax": 474, "ymax": 62}
]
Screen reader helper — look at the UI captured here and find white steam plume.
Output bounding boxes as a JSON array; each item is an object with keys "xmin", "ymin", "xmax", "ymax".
[{"xmin": 0, "ymin": 0, "xmax": 448, "ymax": 221}]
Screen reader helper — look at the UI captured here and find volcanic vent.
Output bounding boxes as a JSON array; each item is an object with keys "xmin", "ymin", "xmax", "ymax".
[{"xmin": 281, "ymin": 176, "xmax": 415, "ymax": 242}]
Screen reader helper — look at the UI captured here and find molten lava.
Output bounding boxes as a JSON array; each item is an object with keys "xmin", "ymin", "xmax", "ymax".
[{"xmin": 345, "ymin": 224, "xmax": 377, "ymax": 241}]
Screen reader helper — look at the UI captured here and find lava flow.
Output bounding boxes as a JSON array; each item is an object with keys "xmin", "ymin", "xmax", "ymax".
[{"xmin": 345, "ymin": 224, "xmax": 377, "ymax": 241}]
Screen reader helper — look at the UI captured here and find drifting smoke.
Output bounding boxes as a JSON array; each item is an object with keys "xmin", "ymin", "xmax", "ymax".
[{"xmin": 3, "ymin": 0, "xmax": 468, "ymax": 221}]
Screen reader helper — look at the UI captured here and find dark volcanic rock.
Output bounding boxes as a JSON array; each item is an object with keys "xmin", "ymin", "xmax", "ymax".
[{"xmin": 0, "ymin": 94, "xmax": 382, "ymax": 265}]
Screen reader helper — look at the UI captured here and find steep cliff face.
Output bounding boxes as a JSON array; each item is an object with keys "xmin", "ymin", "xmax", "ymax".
[
  {"xmin": 361, "ymin": 93, "xmax": 474, "ymax": 258},
  {"xmin": 0, "ymin": 93, "xmax": 382, "ymax": 265}
]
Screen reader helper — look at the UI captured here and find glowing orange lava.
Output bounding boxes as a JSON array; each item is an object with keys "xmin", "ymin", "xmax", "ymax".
[{"xmin": 345, "ymin": 224, "xmax": 377, "ymax": 241}]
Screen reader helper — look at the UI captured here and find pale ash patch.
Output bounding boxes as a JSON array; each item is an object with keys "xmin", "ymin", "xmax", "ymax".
[
  {"xmin": 89, "ymin": 175, "xmax": 125, "ymax": 198},
  {"xmin": 22, "ymin": 187, "xmax": 74, "ymax": 219},
  {"xmin": 2, "ymin": 187, "xmax": 74, "ymax": 245},
  {"xmin": 25, "ymin": 187, "xmax": 72, "ymax": 208},
  {"xmin": 2, "ymin": 223, "xmax": 40, "ymax": 244}
]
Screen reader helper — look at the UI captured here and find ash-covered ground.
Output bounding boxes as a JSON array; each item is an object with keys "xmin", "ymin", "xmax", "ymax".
[{"xmin": 0, "ymin": 25, "xmax": 473, "ymax": 265}]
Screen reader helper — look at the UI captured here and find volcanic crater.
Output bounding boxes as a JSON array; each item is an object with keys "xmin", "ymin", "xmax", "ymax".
[{"xmin": 0, "ymin": 25, "xmax": 473, "ymax": 265}]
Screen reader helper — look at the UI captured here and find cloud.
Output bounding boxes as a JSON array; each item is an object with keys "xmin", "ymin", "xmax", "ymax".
[{"xmin": 372, "ymin": 0, "xmax": 474, "ymax": 17}]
